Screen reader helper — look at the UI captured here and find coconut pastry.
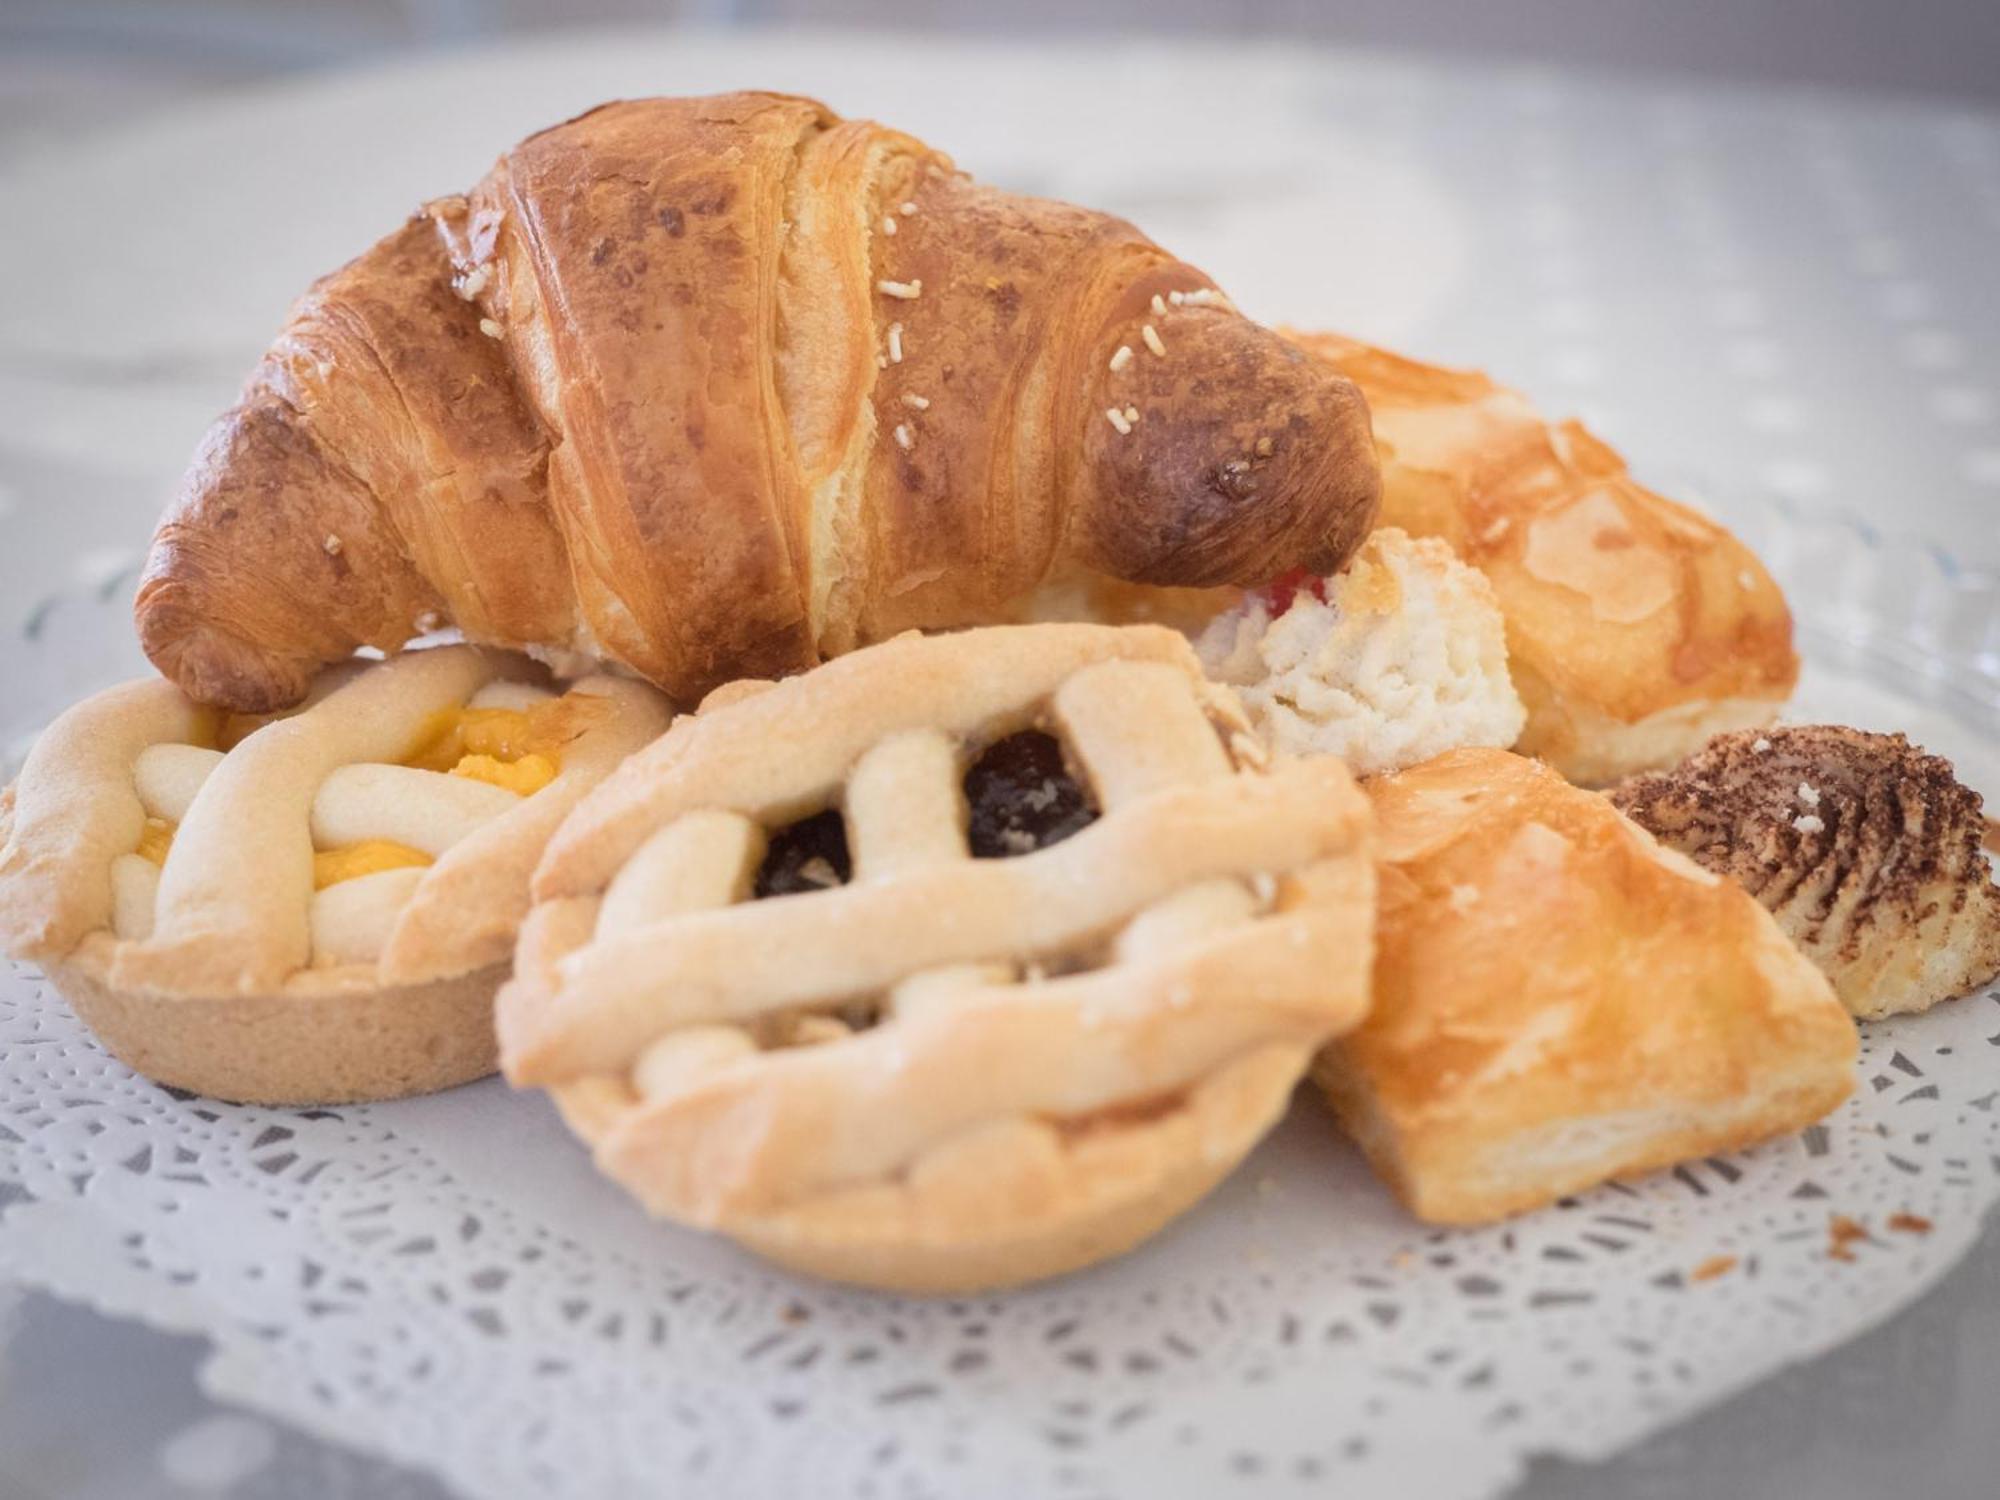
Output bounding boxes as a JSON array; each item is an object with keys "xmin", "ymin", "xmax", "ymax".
[
  {"xmin": 1290, "ymin": 334, "xmax": 1799, "ymax": 785},
  {"xmin": 1194, "ymin": 528, "xmax": 1526, "ymax": 777},
  {"xmin": 0, "ymin": 646, "xmax": 669, "ymax": 1105},
  {"xmin": 1613, "ymin": 726, "xmax": 2000, "ymax": 1019},
  {"xmin": 499, "ymin": 624, "xmax": 1377, "ymax": 1293},
  {"xmin": 1315, "ymin": 748, "xmax": 1856, "ymax": 1226}
]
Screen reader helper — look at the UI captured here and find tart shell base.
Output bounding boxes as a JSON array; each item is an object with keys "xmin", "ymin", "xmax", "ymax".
[
  {"xmin": 49, "ymin": 940, "xmax": 502, "ymax": 1106},
  {"xmin": 611, "ymin": 1043, "xmax": 1312, "ymax": 1296}
]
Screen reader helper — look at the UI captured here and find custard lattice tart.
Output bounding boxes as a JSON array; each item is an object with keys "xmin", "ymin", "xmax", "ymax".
[
  {"xmin": 500, "ymin": 624, "xmax": 1376, "ymax": 1293},
  {"xmin": 0, "ymin": 645, "xmax": 669, "ymax": 1104}
]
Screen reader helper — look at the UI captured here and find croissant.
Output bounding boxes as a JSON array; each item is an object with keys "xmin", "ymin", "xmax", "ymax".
[{"xmin": 136, "ymin": 92, "xmax": 1381, "ymax": 712}]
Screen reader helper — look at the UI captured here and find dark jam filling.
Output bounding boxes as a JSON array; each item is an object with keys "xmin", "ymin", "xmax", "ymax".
[
  {"xmin": 964, "ymin": 731, "xmax": 1098, "ymax": 859},
  {"xmin": 754, "ymin": 809, "xmax": 853, "ymax": 898}
]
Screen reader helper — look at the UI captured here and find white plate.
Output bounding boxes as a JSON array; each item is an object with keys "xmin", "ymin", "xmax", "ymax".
[{"xmin": 1, "ymin": 494, "xmax": 1996, "ymax": 1500}]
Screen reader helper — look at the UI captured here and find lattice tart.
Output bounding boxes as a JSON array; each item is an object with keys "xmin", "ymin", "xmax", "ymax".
[
  {"xmin": 0, "ymin": 646, "xmax": 669, "ymax": 1105},
  {"xmin": 499, "ymin": 624, "xmax": 1377, "ymax": 1293}
]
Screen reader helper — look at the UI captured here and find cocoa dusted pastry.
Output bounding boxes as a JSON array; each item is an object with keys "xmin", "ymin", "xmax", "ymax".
[{"xmin": 1612, "ymin": 725, "xmax": 2000, "ymax": 1019}]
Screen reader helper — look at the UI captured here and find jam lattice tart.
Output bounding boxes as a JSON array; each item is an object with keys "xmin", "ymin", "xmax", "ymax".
[{"xmin": 500, "ymin": 624, "xmax": 1377, "ymax": 1293}]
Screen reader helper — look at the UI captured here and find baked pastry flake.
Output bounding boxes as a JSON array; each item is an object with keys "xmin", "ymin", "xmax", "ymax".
[
  {"xmin": 499, "ymin": 624, "xmax": 1377, "ymax": 1293},
  {"xmin": 1315, "ymin": 747, "xmax": 1856, "ymax": 1225},
  {"xmin": 0, "ymin": 645, "xmax": 669, "ymax": 1104},
  {"xmin": 1613, "ymin": 726, "xmax": 2000, "ymax": 1019}
]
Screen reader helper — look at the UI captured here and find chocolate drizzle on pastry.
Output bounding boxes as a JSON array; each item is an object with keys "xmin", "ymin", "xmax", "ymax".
[
  {"xmin": 964, "ymin": 731, "xmax": 1099, "ymax": 858},
  {"xmin": 1612, "ymin": 725, "xmax": 2000, "ymax": 1019}
]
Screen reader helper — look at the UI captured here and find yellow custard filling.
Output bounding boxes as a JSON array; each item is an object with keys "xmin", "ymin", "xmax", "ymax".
[
  {"xmin": 450, "ymin": 751, "xmax": 558, "ymax": 795},
  {"xmin": 135, "ymin": 816, "xmax": 176, "ymax": 865},
  {"xmin": 402, "ymin": 696, "xmax": 596, "ymax": 787},
  {"xmin": 313, "ymin": 840, "xmax": 433, "ymax": 890},
  {"xmin": 126, "ymin": 692, "xmax": 598, "ymax": 893}
]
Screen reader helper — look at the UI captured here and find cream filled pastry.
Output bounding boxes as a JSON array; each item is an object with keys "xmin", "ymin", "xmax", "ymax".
[{"xmin": 1195, "ymin": 529, "xmax": 1525, "ymax": 777}]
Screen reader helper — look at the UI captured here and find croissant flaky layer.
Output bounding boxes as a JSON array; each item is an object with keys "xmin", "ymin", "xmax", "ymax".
[{"xmin": 137, "ymin": 92, "xmax": 1381, "ymax": 711}]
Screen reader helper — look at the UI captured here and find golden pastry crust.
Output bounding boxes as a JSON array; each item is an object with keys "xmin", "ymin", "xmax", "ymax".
[
  {"xmin": 1613, "ymin": 726, "xmax": 2000, "ymax": 1019},
  {"xmin": 1288, "ymin": 333, "xmax": 1799, "ymax": 784},
  {"xmin": 136, "ymin": 93, "xmax": 1380, "ymax": 713},
  {"xmin": 501, "ymin": 623, "xmax": 1377, "ymax": 1293},
  {"xmin": 0, "ymin": 646, "xmax": 669, "ymax": 1104},
  {"xmin": 1314, "ymin": 748, "xmax": 1856, "ymax": 1225}
]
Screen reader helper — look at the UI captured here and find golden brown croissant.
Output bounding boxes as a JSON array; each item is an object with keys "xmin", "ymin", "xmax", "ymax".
[
  {"xmin": 1287, "ymin": 333, "xmax": 1798, "ymax": 784},
  {"xmin": 136, "ymin": 93, "xmax": 1381, "ymax": 712}
]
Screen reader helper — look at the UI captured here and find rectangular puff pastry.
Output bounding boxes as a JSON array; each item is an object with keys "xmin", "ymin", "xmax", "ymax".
[{"xmin": 1314, "ymin": 747, "xmax": 1857, "ymax": 1225}]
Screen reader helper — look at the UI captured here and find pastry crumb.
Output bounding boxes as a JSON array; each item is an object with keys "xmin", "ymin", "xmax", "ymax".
[
  {"xmin": 1828, "ymin": 1214, "xmax": 1872, "ymax": 1261},
  {"xmin": 1887, "ymin": 1212, "xmax": 1933, "ymax": 1235},
  {"xmin": 1690, "ymin": 1254, "xmax": 1738, "ymax": 1283}
]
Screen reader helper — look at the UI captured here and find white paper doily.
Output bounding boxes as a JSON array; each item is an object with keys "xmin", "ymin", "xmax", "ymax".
[{"xmin": 1, "ymin": 497, "xmax": 1997, "ymax": 1500}]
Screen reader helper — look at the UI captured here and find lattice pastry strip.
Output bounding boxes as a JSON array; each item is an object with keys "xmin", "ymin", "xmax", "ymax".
[
  {"xmin": 0, "ymin": 645, "xmax": 669, "ymax": 1105},
  {"xmin": 500, "ymin": 624, "xmax": 1376, "ymax": 1293}
]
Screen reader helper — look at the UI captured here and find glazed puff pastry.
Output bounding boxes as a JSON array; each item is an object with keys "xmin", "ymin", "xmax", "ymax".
[
  {"xmin": 1315, "ymin": 747, "xmax": 1856, "ymax": 1225},
  {"xmin": 1290, "ymin": 333, "xmax": 1799, "ymax": 785}
]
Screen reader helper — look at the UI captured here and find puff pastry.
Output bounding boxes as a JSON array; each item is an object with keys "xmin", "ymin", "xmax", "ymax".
[
  {"xmin": 500, "ymin": 623, "xmax": 1376, "ymax": 1292},
  {"xmin": 0, "ymin": 646, "xmax": 668, "ymax": 1104},
  {"xmin": 1315, "ymin": 747, "xmax": 1856, "ymax": 1225},
  {"xmin": 1289, "ymin": 334, "xmax": 1799, "ymax": 784},
  {"xmin": 1614, "ymin": 726, "xmax": 2000, "ymax": 1019}
]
